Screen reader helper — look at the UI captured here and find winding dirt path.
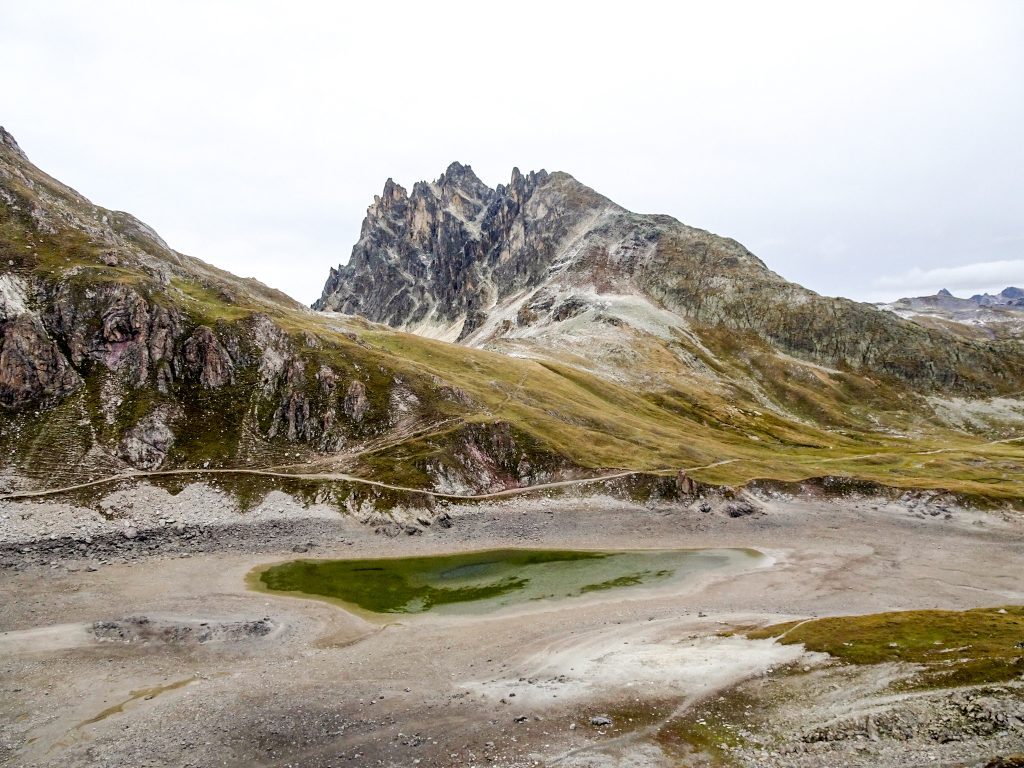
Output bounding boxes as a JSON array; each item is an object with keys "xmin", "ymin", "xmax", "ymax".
[
  {"xmin": 0, "ymin": 460, "xmax": 741, "ymax": 507},
  {"xmin": 8, "ymin": 432, "xmax": 1021, "ymax": 505},
  {"xmin": 0, "ymin": 467, "xmax": 633, "ymax": 502},
  {"xmin": 815, "ymin": 434, "xmax": 1023, "ymax": 464},
  {"xmin": 0, "ymin": 459, "xmax": 740, "ymax": 504}
]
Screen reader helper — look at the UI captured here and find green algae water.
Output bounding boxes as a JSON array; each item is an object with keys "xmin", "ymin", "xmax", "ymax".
[{"xmin": 257, "ymin": 548, "xmax": 763, "ymax": 615}]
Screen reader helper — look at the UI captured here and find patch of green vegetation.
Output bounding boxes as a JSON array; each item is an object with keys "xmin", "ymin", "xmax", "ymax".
[
  {"xmin": 258, "ymin": 550, "xmax": 607, "ymax": 613},
  {"xmin": 656, "ymin": 686, "xmax": 759, "ymax": 765},
  {"xmin": 660, "ymin": 719, "xmax": 745, "ymax": 765},
  {"xmin": 166, "ymin": 376, "xmax": 255, "ymax": 467},
  {"xmin": 578, "ymin": 570, "xmax": 672, "ymax": 594},
  {"xmin": 0, "ymin": 199, "xmax": 104, "ymax": 279},
  {"xmin": 168, "ymin": 278, "xmax": 255, "ymax": 324},
  {"xmin": 748, "ymin": 606, "xmax": 1024, "ymax": 689}
]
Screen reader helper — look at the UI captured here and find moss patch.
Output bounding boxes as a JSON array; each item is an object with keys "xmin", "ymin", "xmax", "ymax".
[
  {"xmin": 748, "ymin": 606, "xmax": 1024, "ymax": 689},
  {"xmin": 656, "ymin": 686, "xmax": 760, "ymax": 765},
  {"xmin": 258, "ymin": 550, "xmax": 608, "ymax": 613}
]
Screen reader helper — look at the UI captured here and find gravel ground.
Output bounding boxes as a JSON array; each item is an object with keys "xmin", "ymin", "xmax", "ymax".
[{"xmin": 1, "ymin": 484, "xmax": 1022, "ymax": 767}]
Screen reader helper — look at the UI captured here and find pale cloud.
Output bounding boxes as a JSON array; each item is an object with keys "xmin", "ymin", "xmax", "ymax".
[
  {"xmin": 2, "ymin": 1, "xmax": 1023, "ymax": 304},
  {"xmin": 870, "ymin": 259, "xmax": 1024, "ymax": 301}
]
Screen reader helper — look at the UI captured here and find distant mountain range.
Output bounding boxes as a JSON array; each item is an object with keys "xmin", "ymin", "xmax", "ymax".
[
  {"xmin": 878, "ymin": 287, "xmax": 1024, "ymax": 340},
  {"xmin": 924, "ymin": 286, "xmax": 1022, "ymax": 306}
]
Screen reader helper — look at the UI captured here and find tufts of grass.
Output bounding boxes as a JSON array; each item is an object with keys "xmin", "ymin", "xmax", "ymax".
[
  {"xmin": 655, "ymin": 686, "xmax": 760, "ymax": 765},
  {"xmin": 748, "ymin": 606, "xmax": 1024, "ymax": 689}
]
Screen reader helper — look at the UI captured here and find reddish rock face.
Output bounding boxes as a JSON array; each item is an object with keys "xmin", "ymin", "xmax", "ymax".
[
  {"xmin": 0, "ymin": 314, "xmax": 81, "ymax": 409},
  {"xmin": 180, "ymin": 325, "xmax": 234, "ymax": 389},
  {"xmin": 343, "ymin": 380, "xmax": 369, "ymax": 423},
  {"xmin": 44, "ymin": 282, "xmax": 185, "ymax": 388}
]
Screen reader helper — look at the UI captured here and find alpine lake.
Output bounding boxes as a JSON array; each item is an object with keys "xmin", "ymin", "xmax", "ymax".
[{"xmin": 252, "ymin": 548, "xmax": 765, "ymax": 616}]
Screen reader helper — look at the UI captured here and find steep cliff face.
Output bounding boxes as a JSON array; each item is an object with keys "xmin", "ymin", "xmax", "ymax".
[
  {"xmin": 316, "ymin": 165, "xmax": 1024, "ymax": 395},
  {"xmin": 314, "ymin": 163, "xmax": 614, "ymax": 340}
]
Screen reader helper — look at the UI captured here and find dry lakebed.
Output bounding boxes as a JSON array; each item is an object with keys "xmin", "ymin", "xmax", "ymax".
[{"xmin": 1, "ymin": 485, "xmax": 1023, "ymax": 768}]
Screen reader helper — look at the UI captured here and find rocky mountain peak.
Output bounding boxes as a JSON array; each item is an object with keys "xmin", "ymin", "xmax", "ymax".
[
  {"xmin": 314, "ymin": 162, "xmax": 600, "ymax": 338},
  {"xmin": 504, "ymin": 166, "xmax": 552, "ymax": 205},
  {"xmin": 896, "ymin": 286, "xmax": 1023, "ymax": 307},
  {"xmin": 382, "ymin": 176, "xmax": 406, "ymax": 197},
  {"xmin": 878, "ymin": 285, "xmax": 1024, "ymax": 341},
  {"xmin": 966, "ymin": 287, "xmax": 1024, "ymax": 306},
  {"xmin": 376, "ymin": 177, "xmax": 408, "ymax": 207},
  {"xmin": 436, "ymin": 161, "xmax": 491, "ymax": 200}
]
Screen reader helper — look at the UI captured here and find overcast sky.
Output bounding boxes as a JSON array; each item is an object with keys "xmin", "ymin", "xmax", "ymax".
[{"xmin": 4, "ymin": 1, "xmax": 1023, "ymax": 304}]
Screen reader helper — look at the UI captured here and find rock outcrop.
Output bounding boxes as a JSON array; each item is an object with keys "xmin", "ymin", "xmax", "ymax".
[
  {"xmin": 180, "ymin": 326, "xmax": 234, "ymax": 389},
  {"xmin": 0, "ymin": 274, "xmax": 81, "ymax": 408},
  {"xmin": 343, "ymin": 380, "xmax": 369, "ymax": 423},
  {"xmin": 315, "ymin": 163, "xmax": 608, "ymax": 340},
  {"xmin": 118, "ymin": 409, "xmax": 176, "ymax": 469},
  {"xmin": 0, "ymin": 312, "xmax": 81, "ymax": 409}
]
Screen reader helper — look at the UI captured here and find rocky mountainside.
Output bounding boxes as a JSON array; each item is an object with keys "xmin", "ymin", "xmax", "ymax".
[
  {"xmin": 2, "ymin": 128, "xmax": 1022, "ymax": 509},
  {"xmin": 0, "ymin": 127, "xmax": 519, "ymax": 497},
  {"xmin": 316, "ymin": 165, "xmax": 1024, "ymax": 395},
  {"xmin": 878, "ymin": 287, "xmax": 1024, "ymax": 340}
]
